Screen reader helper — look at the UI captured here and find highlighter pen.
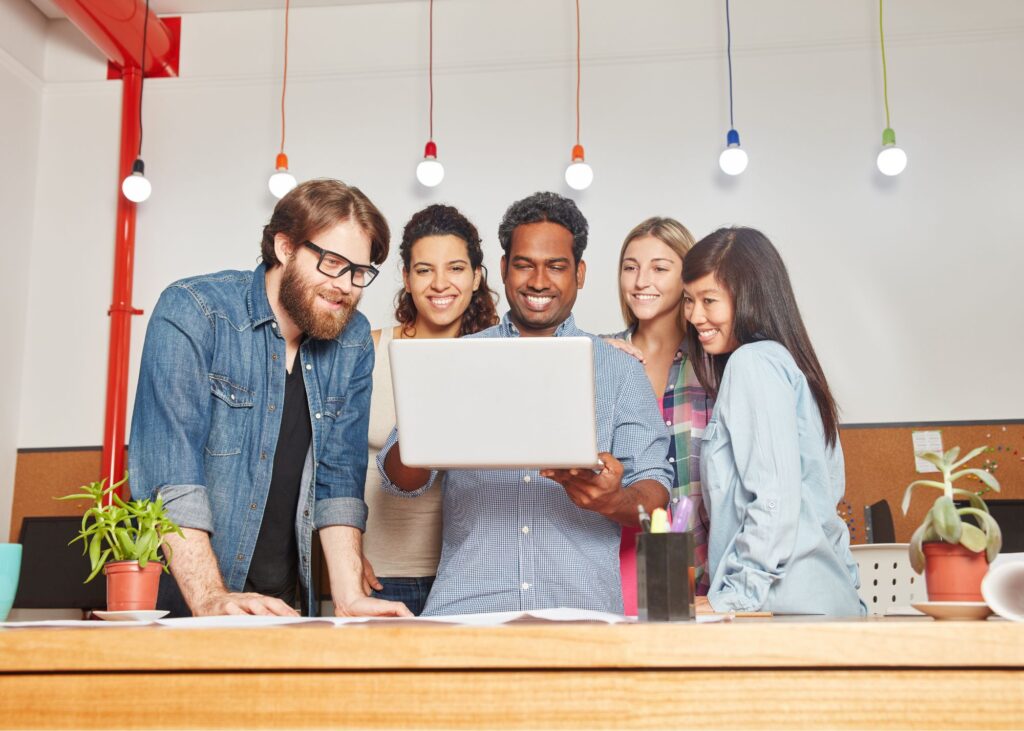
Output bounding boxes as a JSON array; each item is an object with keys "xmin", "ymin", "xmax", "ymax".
[
  {"xmin": 637, "ymin": 503, "xmax": 652, "ymax": 532},
  {"xmin": 670, "ymin": 495, "xmax": 694, "ymax": 533},
  {"xmin": 650, "ymin": 508, "xmax": 669, "ymax": 534}
]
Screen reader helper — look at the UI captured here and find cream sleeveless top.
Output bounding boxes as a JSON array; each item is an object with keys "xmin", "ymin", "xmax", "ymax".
[{"xmin": 362, "ymin": 327, "xmax": 443, "ymax": 577}]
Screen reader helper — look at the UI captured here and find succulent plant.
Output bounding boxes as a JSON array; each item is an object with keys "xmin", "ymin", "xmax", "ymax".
[
  {"xmin": 902, "ymin": 446, "xmax": 1002, "ymax": 574},
  {"xmin": 57, "ymin": 474, "xmax": 184, "ymax": 582}
]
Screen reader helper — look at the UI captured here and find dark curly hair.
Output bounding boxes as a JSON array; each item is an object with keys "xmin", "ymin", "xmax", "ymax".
[
  {"xmin": 395, "ymin": 204, "xmax": 499, "ymax": 337},
  {"xmin": 497, "ymin": 191, "xmax": 588, "ymax": 265}
]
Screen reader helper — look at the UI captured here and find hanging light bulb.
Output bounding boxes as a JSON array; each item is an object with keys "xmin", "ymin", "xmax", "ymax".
[
  {"xmin": 268, "ymin": 153, "xmax": 298, "ymax": 198},
  {"xmin": 876, "ymin": 129, "xmax": 907, "ymax": 177},
  {"xmin": 875, "ymin": 0, "xmax": 907, "ymax": 176},
  {"xmin": 416, "ymin": 141, "xmax": 445, "ymax": 188},
  {"xmin": 719, "ymin": 129, "xmax": 748, "ymax": 176},
  {"xmin": 564, "ymin": 144, "xmax": 593, "ymax": 190},
  {"xmin": 121, "ymin": 158, "xmax": 152, "ymax": 203}
]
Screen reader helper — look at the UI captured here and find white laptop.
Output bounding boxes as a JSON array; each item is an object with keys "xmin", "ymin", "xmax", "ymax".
[{"xmin": 389, "ymin": 336, "xmax": 599, "ymax": 469}]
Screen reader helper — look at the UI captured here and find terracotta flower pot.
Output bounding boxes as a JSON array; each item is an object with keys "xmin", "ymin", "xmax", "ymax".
[
  {"xmin": 922, "ymin": 542, "xmax": 988, "ymax": 601},
  {"xmin": 104, "ymin": 560, "xmax": 163, "ymax": 611}
]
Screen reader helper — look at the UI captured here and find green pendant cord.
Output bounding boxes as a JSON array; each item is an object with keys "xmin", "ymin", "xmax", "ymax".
[{"xmin": 880, "ymin": 0, "xmax": 891, "ymax": 129}]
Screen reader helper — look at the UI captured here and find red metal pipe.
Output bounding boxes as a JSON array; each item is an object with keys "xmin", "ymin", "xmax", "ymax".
[
  {"xmin": 100, "ymin": 65, "xmax": 144, "ymax": 495},
  {"xmin": 48, "ymin": 1, "xmax": 179, "ymax": 495},
  {"xmin": 50, "ymin": 1, "xmax": 176, "ymax": 75}
]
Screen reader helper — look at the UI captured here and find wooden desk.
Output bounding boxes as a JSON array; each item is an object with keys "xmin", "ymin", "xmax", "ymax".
[{"xmin": 1, "ymin": 618, "xmax": 1021, "ymax": 729}]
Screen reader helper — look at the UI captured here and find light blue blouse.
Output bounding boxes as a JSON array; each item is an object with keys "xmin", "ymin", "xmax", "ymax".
[{"xmin": 701, "ymin": 341, "xmax": 865, "ymax": 616}]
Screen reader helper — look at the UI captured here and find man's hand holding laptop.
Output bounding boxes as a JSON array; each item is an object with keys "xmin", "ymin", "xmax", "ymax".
[{"xmin": 541, "ymin": 453, "xmax": 669, "ymax": 527}]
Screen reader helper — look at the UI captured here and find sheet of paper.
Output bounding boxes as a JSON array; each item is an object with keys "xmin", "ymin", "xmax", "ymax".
[{"xmin": 912, "ymin": 430, "xmax": 944, "ymax": 473}]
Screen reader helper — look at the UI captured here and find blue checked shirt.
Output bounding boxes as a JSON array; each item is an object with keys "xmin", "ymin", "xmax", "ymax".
[{"xmin": 377, "ymin": 313, "xmax": 673, "ymax": 616}]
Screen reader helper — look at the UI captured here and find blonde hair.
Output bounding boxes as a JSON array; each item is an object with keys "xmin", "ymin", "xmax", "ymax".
[{"xmin": 617, "ymin": 217, "xmax": 697, "ymax": 330}]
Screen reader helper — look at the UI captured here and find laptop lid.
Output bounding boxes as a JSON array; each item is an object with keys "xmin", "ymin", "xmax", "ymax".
[{"xmin": 389, "ymin": 336, "xmax": 599, "ymax": 469}]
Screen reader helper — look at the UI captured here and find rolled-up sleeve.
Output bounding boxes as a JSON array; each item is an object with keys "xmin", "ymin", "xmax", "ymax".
[
  {"xmin": 315, "ymin": 337, "xmax": 374, "ymax": 531},
  {"xmin": 127, "ymin": 285, "xmax": 216, "ymax": 533},
  {"xmin": 709, "ymin": 348, "xmax": 801, "ymax": 612},
  {"xmin": 376, "ymin": 427, "xmax": 441, "ymax": 498},
  {"xmin": 612, "ymin": 357, "xmax": 673, "ymax": 493}
]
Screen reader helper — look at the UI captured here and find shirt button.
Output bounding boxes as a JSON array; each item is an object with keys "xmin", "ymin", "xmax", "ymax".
[
  {"xmin": 268, "ymin": 404, "xmax": 276, "ymax": 412},
  {"xmin": 523, "ymin": 475, "xmax": 531, "ymax": 483},
  {"xmin": 229, "ymin": 394, "xmax": 235, "ymax": 401},
  {"xmin": 260, "ymin": 452, "xmax": 267, "ymax": 461},
  {"xmin": 521, "ymin": 582, "xmax": 530, "ymax": 591},
  {"xmin": 271, "ymin": 322, "xmax": 277, "ymax": 328},
  {"xmin": 315, "ymin": 412, "xmax": 322, "ymax": 419},
  {"xmin": 521, "ymin": 526, "xmax": 530, "ymax": 534},
  {"xmin": 303, "ymin": 509, "xmax": 310, "ymax": 517},
  {"xmin": 665, "ymin": 420, "xmax": 672, "ymax": 426},
  {"xmin": 302, "ymin": 555, "xmax": 308, "ymax": 563},
  {"xmin": 768, "ymin": 500, "xmax": 777, "ymax": 509},
  {"xmin": 272, "ymin": 353, "xmax": 279, "ymax": 361},
  {"xmin": 250, "ymin": 503, "xmax": 257, "ymax": 510},
  {"xmin": 305, "ymin": 363, "xmax": 312, "ymax": 370},
  {"xmin": 668, "ymin": 457, "xmax": 676, "ymax": 463},
  {"xmin": 236, "ymin": 554, "xmax": 245, "ymax": 561}
]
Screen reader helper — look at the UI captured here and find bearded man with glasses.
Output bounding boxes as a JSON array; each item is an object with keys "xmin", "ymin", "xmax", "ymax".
[{"xmin": 128, "ymin": 179, "xmax": 412, "ymax": 619}]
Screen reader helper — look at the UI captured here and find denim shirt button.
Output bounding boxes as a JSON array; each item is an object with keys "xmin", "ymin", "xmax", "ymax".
[
  {"xmin": 272, "ymin": 353, "xmax": 278, "ymax": 361},
  {"xmin": 305, "ymin": 363, "xmax": 312, "ymax": 371},
  {"xmin": 250, "ymin": 503, "xmax": 257, "ymax": 510},
  {"xmin": 303, "ymin": 509, "xmax": 310, "ymax": 517},
  {"xmin": 268, "ymin": 404, "xmax": 276, "ymax": 412},
  {"xmin": 260, "ymin": 452, "xmax": 267, "ymax": 461},
  {"xmin": 315, "ymin": 412, "xmax": 322, "ymax": 419},
  {"xmin": 236, "ymin": 554, "xmax": 245, "ymax": 561}
]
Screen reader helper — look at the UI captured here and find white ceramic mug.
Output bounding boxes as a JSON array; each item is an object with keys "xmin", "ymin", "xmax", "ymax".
[{"xmin": 981, "ymin": 556, "xmax": 1024, "ymax": 622}]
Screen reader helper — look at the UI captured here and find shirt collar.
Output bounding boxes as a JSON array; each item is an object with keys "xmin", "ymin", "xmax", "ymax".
[
  {"xmin": 498, "ymin": 311, "xmax": 580, "ymax": 338},
  {"xmin": 247, "ymin": 262, "xmax": 278, "ymax": 328}
]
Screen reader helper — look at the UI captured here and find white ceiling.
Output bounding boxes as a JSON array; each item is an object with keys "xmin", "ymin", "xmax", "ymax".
[{"xmin": 27, "ymin": 0, "xmax": 408, "ymax": 21}]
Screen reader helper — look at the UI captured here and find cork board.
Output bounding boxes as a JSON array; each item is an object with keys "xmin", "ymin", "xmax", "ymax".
[{"xmin": 840, "ymin": 422, "xmax": 1024, "ymax": 544}]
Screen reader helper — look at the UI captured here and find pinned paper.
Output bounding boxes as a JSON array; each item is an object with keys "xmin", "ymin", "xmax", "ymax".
[{"xmin": 912, "ymin": 430, "xmax": 944, "ymax": 473}]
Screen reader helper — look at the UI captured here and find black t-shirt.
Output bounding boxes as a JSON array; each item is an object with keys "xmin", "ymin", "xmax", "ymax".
[{"xmin": 244, "ymin": 361, "xmax": 312, "ymax": 606}]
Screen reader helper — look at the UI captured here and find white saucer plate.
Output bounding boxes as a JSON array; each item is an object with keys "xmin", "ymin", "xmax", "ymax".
[
  {"xmin": 910, "ymin": 601, "xmax": 992, "ymax": 621},
  {"xmin": 93, "ymin": 610, "xmax": 169, "ymax": 622}
]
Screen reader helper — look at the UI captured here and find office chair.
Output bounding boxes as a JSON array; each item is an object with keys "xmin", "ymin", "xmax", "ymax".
[{"xmin": 863, "ymin": 499, "xmax": 896, "ymax": 544}]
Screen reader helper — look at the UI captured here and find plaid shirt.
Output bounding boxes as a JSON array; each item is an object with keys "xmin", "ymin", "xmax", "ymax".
[
  {"xmin": 607, "ymin": 329, "xmax": 713, "ymax": 593},
  {"xmin": 379, "ymin": 314, "xmax": 673, "ymax": 616}
]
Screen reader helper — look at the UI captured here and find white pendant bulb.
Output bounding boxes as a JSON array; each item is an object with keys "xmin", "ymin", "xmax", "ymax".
[
  {"xmin": 565, "ymin": 144, "xmax": 593, "ymax": 191},
  {"xmin": 876, "ymin": 127, "xmax": 907, "ymax": 176},
  {"xmin": 268, "ymin": 153, "xmax": 297, "ymax": 198},
  {"xmin": 121, "ymin": 158, "xmax": 152, "ymax": 203},
  {"xmin": 718, "ymin": 129, "xmax": 748, "ymax": 176},
  {"xmin": 416, "ymin": 141, "xmax": 445, "ymax": 188}
]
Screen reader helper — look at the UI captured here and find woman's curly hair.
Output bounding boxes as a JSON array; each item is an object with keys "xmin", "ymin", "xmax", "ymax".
[{"xmin": 395, "ymin": 204, "xmax": 499, "ymax": 336}]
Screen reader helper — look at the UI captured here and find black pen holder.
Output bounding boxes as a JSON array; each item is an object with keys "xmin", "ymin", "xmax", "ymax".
[{"xmin": 636, "ymin": 532, "xmax": 696, "ymax": 622}]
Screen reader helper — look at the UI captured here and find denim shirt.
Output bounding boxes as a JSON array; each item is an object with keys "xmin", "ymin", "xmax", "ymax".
[
  {"xmin": 377, "ymin": 313, "xmax": 673, "ymax": 616},
  {"xmin": 128, "ymin": 264, "xmax": 373, "ymax": 613},
  {"xmin": 701, "ymin": 341, "xmax": 865, "ymax": 616}
]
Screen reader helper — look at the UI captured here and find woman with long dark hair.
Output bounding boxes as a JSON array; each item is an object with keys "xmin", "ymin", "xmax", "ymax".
[
  {"xmin": 682, "ymin": 227, "xmax": 863, "ymax": 616},
  {"xmin": 362, "ymin": 204, "xmax": 498, "ymax": 614}
]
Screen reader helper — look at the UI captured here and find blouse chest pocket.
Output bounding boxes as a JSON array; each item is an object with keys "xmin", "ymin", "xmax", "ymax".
[{"xmin": 206, "ymin": 374, "xmax": 254, "ymax": 457}]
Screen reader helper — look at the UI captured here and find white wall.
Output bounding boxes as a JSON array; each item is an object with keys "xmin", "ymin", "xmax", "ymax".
[
  {"xmin": 0, "ymin": 1, "xmax": 46, "ymax": 539},
  {"xmin": 12, "ymin": 0, "xmax": 1024, "ymax": 454}
]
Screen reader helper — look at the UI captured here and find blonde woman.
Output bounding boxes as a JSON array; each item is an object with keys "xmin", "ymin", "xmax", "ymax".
[{"xmin": 605, "ymin": 217, "xmax": 712, "ymax": 615}]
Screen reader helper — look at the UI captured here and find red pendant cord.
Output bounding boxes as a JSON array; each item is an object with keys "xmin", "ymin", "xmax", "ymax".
[
  {"xmin": 429, "ymin": 0, "xmax": 434, "ymax": 141},
  {"xmin": 575, "ymin": 0, "xmax": 581, "ymax": 147}
]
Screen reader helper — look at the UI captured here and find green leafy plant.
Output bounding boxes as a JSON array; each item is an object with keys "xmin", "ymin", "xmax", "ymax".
[
  {"xmin": 57, "ymin": 475, "xmax": 184, "ymax": 582},
  {"xmin": 902, "ymin": 446, "xmax": 1002, "ymax": 574}
]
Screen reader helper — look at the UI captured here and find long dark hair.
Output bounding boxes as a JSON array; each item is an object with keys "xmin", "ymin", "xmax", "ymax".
[
  {"xmin": 395, "ymin": 204, "xmax": 499, "ymax": 336},
  {"xmin": 684, "ymin": 227, "xmax": 840, "ymax": 448}
]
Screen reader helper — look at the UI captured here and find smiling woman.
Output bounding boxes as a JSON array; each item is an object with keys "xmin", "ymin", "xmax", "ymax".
[
  {"xmin": 603, "ymin": 217, "xmax": 712, "ymax": 617},
  {"xmin": 360, "ymin": 205, "xmax": 499, "ymax": 615}
]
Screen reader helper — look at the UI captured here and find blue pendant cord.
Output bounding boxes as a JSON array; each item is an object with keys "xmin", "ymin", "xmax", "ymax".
[{"xmin": 726, "ymin": 0, "xmax": 734, "ymax": 130}]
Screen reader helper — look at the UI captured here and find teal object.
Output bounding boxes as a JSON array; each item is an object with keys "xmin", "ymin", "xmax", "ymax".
[{"xmin": 0, "ymin": 543, "xmax": 22, "ymax": 621}]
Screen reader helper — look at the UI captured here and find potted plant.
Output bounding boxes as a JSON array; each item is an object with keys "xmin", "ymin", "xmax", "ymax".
[
  {"xmin": 902, "ymin": 446, "xmax": 1002, "ymax": 601},
  {"xmin": 58, "ymin": 474, "xmax": 183, "ymax": 612}
]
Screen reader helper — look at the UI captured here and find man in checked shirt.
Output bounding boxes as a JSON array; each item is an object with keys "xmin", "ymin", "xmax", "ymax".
[{"xmin": 379, "ymin": 192, "xmax": 672, "ymax": 616}]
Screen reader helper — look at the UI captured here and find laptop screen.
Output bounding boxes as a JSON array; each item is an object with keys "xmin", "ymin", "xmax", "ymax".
[{"xmin": 13, "ymin": 516, "xmax": 106, "ymax": 609}]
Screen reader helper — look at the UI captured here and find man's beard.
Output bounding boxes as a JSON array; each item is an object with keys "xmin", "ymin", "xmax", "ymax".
[{"xmin": 278, "ymin": 264, "xmax": 357, "ymax": 340}]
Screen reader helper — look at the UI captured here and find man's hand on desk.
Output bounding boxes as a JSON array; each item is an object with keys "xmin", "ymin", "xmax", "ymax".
[
  {"xmin": 333, "ymin": 594, "xmax": 414, "ymax": 618},
  {"xmin": 542, "ymin": 452, "xmax": 627, "ymax": 517},
  {"xmin": 192, "ymin": 591, "xmax": 300, "ymax": 617}
]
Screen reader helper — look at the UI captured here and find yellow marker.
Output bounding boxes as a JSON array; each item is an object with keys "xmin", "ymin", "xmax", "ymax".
[{"xmin": 650, "ymin": 507, "xmax": 669, "ymax": 533}]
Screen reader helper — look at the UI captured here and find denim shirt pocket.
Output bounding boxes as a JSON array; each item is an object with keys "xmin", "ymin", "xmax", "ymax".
[
  {"xmin": 206, "ymin": 373, "xmax": 254, "ymax": 456},
  {"xmin": 322, "ymin": 395, "xmax": 346, "ymax": 421},
  {"xmin": 700, "ymin": 420, "xmax": 724, "ymax": 493}
]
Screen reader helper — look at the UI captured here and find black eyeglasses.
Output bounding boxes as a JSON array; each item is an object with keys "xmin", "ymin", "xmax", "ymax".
[{"xmin": 302, "ymin": 241, "xmax": 379, "ymax": 287}]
